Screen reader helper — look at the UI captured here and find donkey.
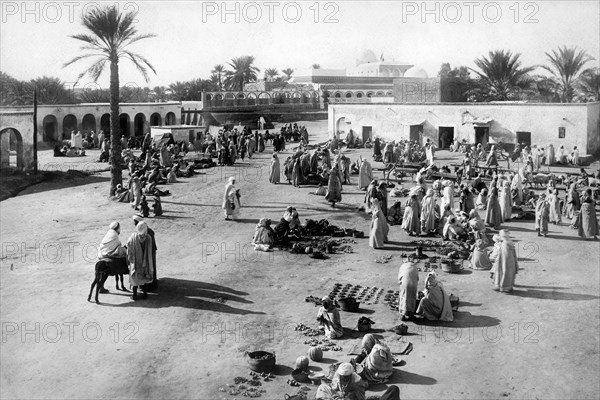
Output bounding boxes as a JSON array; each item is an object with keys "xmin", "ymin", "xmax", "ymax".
[{"xmin": 87, "ymin": 260, "xmax": 128, "ymax": 304}]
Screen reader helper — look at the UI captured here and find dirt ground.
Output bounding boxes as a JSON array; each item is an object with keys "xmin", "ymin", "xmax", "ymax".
[{"xmin": 1, "ymin": 122, "xmax": 599, "ymax": 400}]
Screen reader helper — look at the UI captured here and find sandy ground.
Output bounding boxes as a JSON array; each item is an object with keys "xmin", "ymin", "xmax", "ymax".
[{"xmin": 1, "ymin": 122, "xmax": 599, "ymax": 400}]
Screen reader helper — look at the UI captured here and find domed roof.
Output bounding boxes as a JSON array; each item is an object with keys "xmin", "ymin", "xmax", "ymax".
[
  {"xmin": 403, "ymin": 66, "xmax": 429, "ymax": 78},
  {"xmin": 356, "ymin": 49, "xmax": 378, "ymax": 65}
]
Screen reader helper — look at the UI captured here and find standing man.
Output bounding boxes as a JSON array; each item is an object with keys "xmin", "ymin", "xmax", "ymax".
[{"xmin": 133, "ymin": 215, "xmax": 158, "ymax": 290}]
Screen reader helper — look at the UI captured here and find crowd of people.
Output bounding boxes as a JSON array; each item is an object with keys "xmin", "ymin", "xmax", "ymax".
[{"xmin": 86, "ymin": 121, "xmax": 598, "ymax": 398}]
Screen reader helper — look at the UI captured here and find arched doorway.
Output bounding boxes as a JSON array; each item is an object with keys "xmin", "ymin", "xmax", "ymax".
[
  {"xmin": 134, "ymin": 113, "xmax": 146, "ymax": 137},
  {"xmin": 150, "ymin": 113, "xmax": 162, "ymax": 126},
  {"xmin": 165, "ymin": 112, "xmax": 176, "ymax": 126},
  {"xmin": 82, "ymin": 113, "xmax": 96, "ymax": 133},
  {"xmin": 247, "ymin": 93, "xmax": 256, "ymax": 106},
  {"xmin": 336, "ymin": 117, "xmax": 347, "ymax": 134},
  {"xmin": 100, "ymin": 114, "xmax": 110, "ymax": 136},
  {"xmin": 0, "ymin": 128, "xmax": 24, "ymax": 171},
  {"xmin": 62, "ymin": 114, "xmax": 77, "ymax": 140},
  {"xmin": 42, "ymin": 115, "xmax": 58, "ymax": 142},
  {"xmin": 214, "ymin": 94, "xmax": 223, "ymax": 107},
  {"xmin": 258, "ymin": 93, "xmax": 270, "ymax": 105},
  {"xmin": 119, "ymin": 113, "xmax": 130, "ymax": 136},
  {"xmin": 224, "ymin": 93, "xmax": 235, "ymax": 107}
]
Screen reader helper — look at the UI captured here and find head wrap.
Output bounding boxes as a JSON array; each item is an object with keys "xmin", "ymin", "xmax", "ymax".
[
  {"xmin": 132, "ymin": 215, "xmax": 143, "ymax": 223},
  {"xmin": 136, "ymin": 221, "xmax": 148, "ymax": 236},
  {"xmin": 361, "ymin": 334, "xmax": 377, "ymax": 352},
  {"xmin": 109, "ymin": 221, "xmax": 119, "ymax": 231},
  {"xmin": 426, "ymin": 271, "xmax": 439, "ymax": 286},
  {"xmin": 337, "ymin": 362, "xmax": 354, "ymax": 377}
]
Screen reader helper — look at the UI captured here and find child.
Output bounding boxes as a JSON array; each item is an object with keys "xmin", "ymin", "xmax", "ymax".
[
  {"xmin": 140, "ymin": 195, "xmax": 150, "ymax": 218},
  {"xmin": 152, "ymin": 195, "xmax": 163, "ymax": 217},
  {"xmin": 470, "ymin": 239, "xmax": 492, "ymax": 270}
]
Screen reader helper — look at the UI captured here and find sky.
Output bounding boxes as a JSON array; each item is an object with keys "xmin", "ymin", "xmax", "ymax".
[{"xmin": 1, "ymin": 0, "xmax": 599, "ymax": 89}]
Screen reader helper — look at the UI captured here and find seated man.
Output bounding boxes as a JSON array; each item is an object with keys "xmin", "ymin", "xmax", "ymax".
[
  {"xmin": 443, "ymin": 216, "xmax": 466, "ymax": 240},
  {"xmin": 273, "ymin": 207, "xmax": 300, "ymax": 240},
  {"xmin": 251, "ymin": 218, "xmax": 275, "ymax": 249},
  {"xmin": 353, "ymin": 334, "xmax": 394, "ymax": 384},
  {"xmin": 416, "ymin": 272, "xmax": 454, "ymax": 321},
  {"xmin": 316, "ymin": 363, "xmax": 367, "ymax": 400},
  {"xmin": 317, "ymin": 297, "xmax": 343, "ymax": 339},
  {"xmin": 387, "ymin": 201, "xmax": 403, "ymax": 225}
]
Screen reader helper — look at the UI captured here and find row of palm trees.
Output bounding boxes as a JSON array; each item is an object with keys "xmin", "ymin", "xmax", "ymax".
[
  {"xmin": 438, "ymin": 48, "xmax": 599, "ymax": 103},
  {"xmin": 1, "ymin": 60, "xmax": 298, "ymax": 105}
]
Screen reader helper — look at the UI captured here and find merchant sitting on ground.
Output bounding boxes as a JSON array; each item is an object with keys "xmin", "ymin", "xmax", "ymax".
[
  {"xmin": 351, "ymin": 334, "xmax": 394, "ymax": 384},
  {"xmin": 316, "ymin": 362, "xmax": 367, "ymax": 400},
  {"xmin": 251, "ymin": 218, "xmax": 275, "ymax": 250},
  {"xmin": 415, "ymin": 272, "xmax": 454, "ymax": 321},
  {"xmin": 273, "ymin": 207, "xmax": 301, "ymax": 241},
  {"xmin": 317, "ymin": 296, "xmax": 343, "ymax": 339}
]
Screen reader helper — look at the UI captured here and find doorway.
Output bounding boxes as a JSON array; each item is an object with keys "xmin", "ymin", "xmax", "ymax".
[
  {"xmin": 516, "ymin": 131, "xmax": 531, "ymax": 147},
  {"xmin": 475, "ymin": 126, "xmax": 489, "ymax": 147},
  {"xmin": 362, "ymin": 126, "xmax": 372, "ymax": 143},
  {"xmin": 438, "ymin": 126, "xmax": 454, "ymax": 149},
  {"xmin": 410, "ymin": 125, "xmax": 423, "ymax": 146}
]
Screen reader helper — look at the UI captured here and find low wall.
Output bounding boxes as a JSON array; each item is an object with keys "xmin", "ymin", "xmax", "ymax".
[{"xmin": 203, "ymin": 111, "xmax": 327, "ymax": 128}]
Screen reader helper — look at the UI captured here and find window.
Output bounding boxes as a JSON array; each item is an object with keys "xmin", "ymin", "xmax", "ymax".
[{"xmin": 558, "ymin": 127, "xmax": 566, "ymax": 138}]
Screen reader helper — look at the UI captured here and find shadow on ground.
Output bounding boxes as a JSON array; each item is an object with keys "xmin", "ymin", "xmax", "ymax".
[{"xmin": 98, "ymin": 278, "xmax": 266, "ymax": 314}]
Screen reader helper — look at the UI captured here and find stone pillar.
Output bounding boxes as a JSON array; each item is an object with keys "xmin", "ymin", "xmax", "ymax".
[{"xmin": 0, "ymin": 131, "xmax": 10, "ymax": 169}]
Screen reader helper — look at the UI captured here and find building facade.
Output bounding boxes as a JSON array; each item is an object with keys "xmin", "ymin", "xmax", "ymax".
[{"xmin": 329, "ymin": 101, "xmax": 600, "ymax": 155}]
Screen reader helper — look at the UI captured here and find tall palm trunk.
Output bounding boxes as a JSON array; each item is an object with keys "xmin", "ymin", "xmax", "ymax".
[{"xmin": 109, "ymin": 58, "xmax": 122, "ymax": 196}]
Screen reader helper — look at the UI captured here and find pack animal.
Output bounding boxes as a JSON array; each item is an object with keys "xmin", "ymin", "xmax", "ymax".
[
  {"xmin": 531, "ymin": 173, "xmax": 550, "ymax": 188},
  {"xmin": 87, "ymin": 260, "xmax": 129, "ymax": 304}
]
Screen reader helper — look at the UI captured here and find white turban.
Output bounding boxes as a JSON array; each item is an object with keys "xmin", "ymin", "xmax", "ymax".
[
  {"xmin": 109, "ymin": 221, "xmax": 119, "ymax": 231},
  {"xmin": 337, "ymin": 362, "xmax": 353, "ymax": 376}
]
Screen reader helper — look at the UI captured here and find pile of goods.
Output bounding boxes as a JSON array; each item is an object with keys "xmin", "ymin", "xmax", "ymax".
[
  {"xmin": 192, "ymin": 158, "xmax": 217, "ymax": 169},
  {"xmin": 294, "ymin": 323, "xmax": 322, "ymax": 337},
  {"xmin": 303, "ymin": 338, "xmax": 343, "ymax": 352},
  {"xmin": 409, "ymin": 239, "xmax": 471, "ymax": 260},
  {"xmin": 303, "ymin": 219, "xmax": 364, "ymax": 239},
  {"xmin": 375, "ymin": 254, "xmax": 394, "ymax": 264},
  {"xmin": 327, "ymin": 283, "xmax": 386, "ymax": 305},
  {"xmin": 384, "ymin": 291, "xmax": 400, "ymax": 312},
  {"xmin": 218, "ymin": 373, "xmax": 273, "ymax": 398},
  {"xmin": 290, "ymin": 238, "xmax": 356, "ymax": 256}
]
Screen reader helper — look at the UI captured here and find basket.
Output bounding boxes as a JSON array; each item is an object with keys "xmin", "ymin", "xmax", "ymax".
[
  {"xmin": 441, "ymin": 260, "xmax": 462, "ymax": 273},
  {"xmin": 338, "ymin": 297, "xmax": 360, "ymax": 312},
  {"xmin": 245, "ymin": 350, "xmax": 276, "ymax": 373},
  {"xmin": 291, "ymin": 368, "xmax": 311, "ymax": 383}
]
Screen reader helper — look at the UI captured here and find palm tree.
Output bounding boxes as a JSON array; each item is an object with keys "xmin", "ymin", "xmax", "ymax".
[
  {"xmin": 224, "ymin": 56, "xmax": 260, "ymax": 91},
  {"xmin": 543, "ymin": 46, "xmax": 595, "ymax": 103},
  {"xmin": 576, "ymin": 68, "xmax": 600, "ymax": 102},
  {"xmin": 211, "ymin": 64, "xmax": 225, "ymax": 91},
  {"xmin": 264, "ymin": 68, "xmax": 279, "ymax": 82},
  {"xmin": 168, "ymin": 81, "xmax": 189, "ymax": 101},
  {"xmin": 531, "ymin": 74, "xmax": 560, "ymax": 103},
  {"xmin": 469, "ymin": 50, "xmax": 537, "ymax": 101},
  {"xmin": 282, "ymin": 68, "xmax": 294, "ymax": 81},
  {"xmin": 3, "ymin": 78, "xmax": 32, "ymax": 105},
  {"xmin": 152, "ymin": 86, "xmax": 168, "ymax": 102},
  {"xmin": 311, "ymin": 64, "xmax": 321, "ymax": 70},
  {"xmin": 64, "ymin": 5, "xmax": 156, "ymax": 196},
  {"xmin": 31, "ymin": 76, "xmax": 73, "ymax": 104}
]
